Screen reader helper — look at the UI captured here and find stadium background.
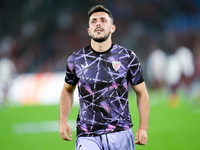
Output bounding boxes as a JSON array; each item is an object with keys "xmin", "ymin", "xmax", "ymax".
[{"xmin": 0, "ymin": 0, "xmax": 200, "ymax": 150}]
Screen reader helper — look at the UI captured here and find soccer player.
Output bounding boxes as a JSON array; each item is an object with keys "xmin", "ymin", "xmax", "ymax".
[{"xmin": 59, "ymin": 5, "xmax": 150, "ymax": 150}]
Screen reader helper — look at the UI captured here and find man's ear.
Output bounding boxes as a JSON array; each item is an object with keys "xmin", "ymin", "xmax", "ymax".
[
  {"xmin": 111, "ymin": 25, "xmax": 116, "ymax": 34},
  {"xmin": 87, "ymin": 28, "xmax": 91, "ymax": 36}
]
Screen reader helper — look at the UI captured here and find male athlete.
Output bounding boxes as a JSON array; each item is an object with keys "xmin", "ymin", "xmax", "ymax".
[{"xmin": 59, "ymin": 5, "xmax": 150, "ymax": 150}]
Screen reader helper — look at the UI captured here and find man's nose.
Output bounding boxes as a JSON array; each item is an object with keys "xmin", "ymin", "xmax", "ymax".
[{"xmin": 96, "ymin": 21, "xmax": 101, "ymax": 27}]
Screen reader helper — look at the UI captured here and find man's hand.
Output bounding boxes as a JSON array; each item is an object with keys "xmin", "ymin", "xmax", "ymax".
[
  {"xmin": 59, "ymin": 120, "xmax": 73, "ymax": 141},
  {"xmin": 134, "ymin": 129, "xmax": 148, "ymax": 145}
]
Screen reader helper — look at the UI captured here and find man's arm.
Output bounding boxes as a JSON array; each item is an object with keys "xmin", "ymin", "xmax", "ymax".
[
  {"xmin": 132, "ymin": 81, "xmax": 150, "ymax": 145},
  {"xmin": 59, "ymin": 82, "xmax": 76, "ymax": 141}
]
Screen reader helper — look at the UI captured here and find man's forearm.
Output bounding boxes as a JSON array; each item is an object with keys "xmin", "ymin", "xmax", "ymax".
[
  {"xmin": 59, "ymin": 83, "xmax": 76, "ymax": 141},
  {"xmin": 137, "ymin": 91, "xmax": 150, "ymax": 131},
  {"xmin": 59, "ymin": 87, "xmax": 74, "ymax": 122}
]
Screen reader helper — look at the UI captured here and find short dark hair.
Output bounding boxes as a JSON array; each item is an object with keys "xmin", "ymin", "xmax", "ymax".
[{"xmin": 88, "ymin": 5, "xmax": 114, "ymax": 23}]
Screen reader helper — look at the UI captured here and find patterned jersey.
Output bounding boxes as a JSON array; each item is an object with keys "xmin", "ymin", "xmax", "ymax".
[{"xmin": 65, "ymin": 43, "xmax": 144, "ymax": 137}]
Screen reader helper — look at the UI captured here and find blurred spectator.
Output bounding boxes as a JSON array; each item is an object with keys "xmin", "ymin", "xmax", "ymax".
[
  {"xmin": 146, "ymin": 48, "xmax": 168, "ymax": 89},
  {"xmin": 166, "ymin": 47, "xmax": 195, "ymax": 107},
  {"xmin": 0, "ymin": 37, "xmax": 17, "ymax": 104}
]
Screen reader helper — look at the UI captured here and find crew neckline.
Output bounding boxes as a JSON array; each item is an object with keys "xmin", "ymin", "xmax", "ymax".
[{"xmin": 90, "ymin": 43, "xmax": 114, "ymax": 54}]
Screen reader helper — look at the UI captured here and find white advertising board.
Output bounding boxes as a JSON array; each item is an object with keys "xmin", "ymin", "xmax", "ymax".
[{"xmin": 7, "ymin": 72, "xmax": 79, "ymax": 106}]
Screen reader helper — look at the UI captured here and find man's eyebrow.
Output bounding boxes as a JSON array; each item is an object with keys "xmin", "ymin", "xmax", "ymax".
[
  {"xmin": 100, "ymin": 17, "xmax": 107, "ymax": 20},
  {"xmin": 90, "ymin": 17, "xmax": 107, "ymax": 21},
  {"xmin": 90, "ymin": 18, "xmax": 97, "ymax": 20}
]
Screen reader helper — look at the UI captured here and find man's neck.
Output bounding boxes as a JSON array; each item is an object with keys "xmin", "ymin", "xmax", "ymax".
[{"xmin": 91, "ymin": 39, "xmax": 112, "ymax": 53}]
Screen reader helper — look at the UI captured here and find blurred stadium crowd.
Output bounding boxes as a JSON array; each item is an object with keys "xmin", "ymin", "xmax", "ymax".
[{"xmin": 0, "ymin": 0, "xmax": 200, "ymax": 101}]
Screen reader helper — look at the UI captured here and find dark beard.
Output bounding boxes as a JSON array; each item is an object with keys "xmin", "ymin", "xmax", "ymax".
[{"xmin": 90, "ymin": 33, "xmax": 110, "ymax": 43}]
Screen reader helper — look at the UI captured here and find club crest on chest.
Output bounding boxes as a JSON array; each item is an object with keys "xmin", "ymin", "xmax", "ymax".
[{"xmin": 112, "ymin": 61, "xmax": 121, "ymax": 71}]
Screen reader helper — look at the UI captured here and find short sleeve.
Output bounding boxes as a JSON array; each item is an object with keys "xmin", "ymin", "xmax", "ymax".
[
  {"xmin": 65, "ymin": 54, "xmax": 79, "ymax": 85},
  {"xmin": 128, "ymin": 52, "xmax": 144, "ymax": 85}
]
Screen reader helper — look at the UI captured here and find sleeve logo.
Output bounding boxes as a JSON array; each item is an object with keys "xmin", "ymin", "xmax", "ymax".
[{"xmin": 112, "ymin": 61, "xmax": 121, "ymax": 71}]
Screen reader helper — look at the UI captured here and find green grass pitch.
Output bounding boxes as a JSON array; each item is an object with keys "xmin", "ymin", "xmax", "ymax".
[{"xmin": 0, "ymin": 89, "xmax": 200, "ymax": 150}]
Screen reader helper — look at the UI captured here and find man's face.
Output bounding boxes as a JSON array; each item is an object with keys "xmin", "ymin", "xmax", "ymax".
[{"xmin": 88, "ymin": 12, "xmax": 115, "ymax": 43}]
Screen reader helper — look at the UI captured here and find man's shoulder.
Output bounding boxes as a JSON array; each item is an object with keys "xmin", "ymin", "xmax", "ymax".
[
  {"xmin": 67, "ymin": 45, "xmax": 91, "ymax": 62},
  {"xmin": 113, "ymin": 43, "xmax": 136, "ymax": 56},
  {"xmin": 72, "ymin": 45, "xmax": 91, "ymax": 56}
]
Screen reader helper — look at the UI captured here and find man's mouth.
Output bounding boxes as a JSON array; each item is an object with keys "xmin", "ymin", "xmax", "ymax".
[{"xmin": 95, "ymin": 28, "xmax": 104, "ymax": 32}]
